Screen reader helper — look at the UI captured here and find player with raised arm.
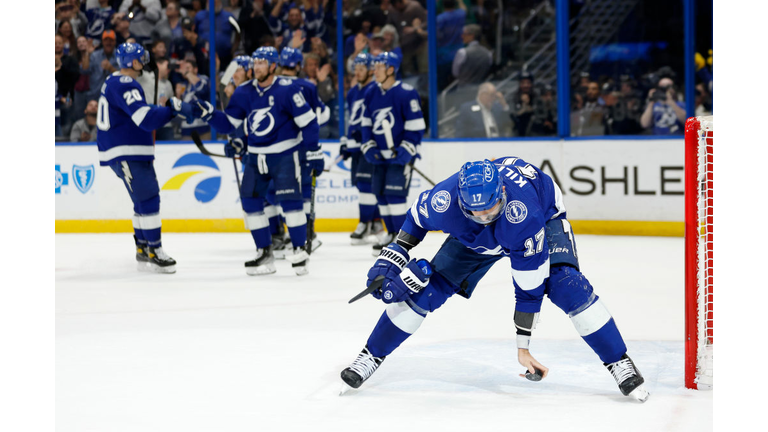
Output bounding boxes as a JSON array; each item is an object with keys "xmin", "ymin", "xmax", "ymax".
[
  {"xmin": 340, "ymin": 157, "xmax": 649, "ymax": 402},
  {"xmin": 360, "ymin": 52, "xmax": 426, "ymax": 256},
  {"xmin": 188, "ymin": 46, "xmax": 319, "ymax": 276},
  {"xmin": 340, "ymin": 52, "xmax": 382, "ymax": 245},
  {"xmin": 96, "ymin": 42, "xmax": 200, "ymax": 273}
]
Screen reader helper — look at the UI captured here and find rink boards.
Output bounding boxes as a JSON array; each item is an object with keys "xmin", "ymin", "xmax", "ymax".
[{"xmin": 55, "ymin": 138, "xmax": 684, "ymax": 236}]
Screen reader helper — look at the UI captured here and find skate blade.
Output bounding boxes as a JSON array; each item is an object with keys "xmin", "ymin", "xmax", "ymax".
[
  {"xmin": 246, "ymin": 264, "xmax": 277, "ymax": 276},
  {"xmin": 339, "ymin": 383, "xmax": 355, "ymax": 396},
  {"xmin": 293, "ymin": 266, "xmax": 309, "ymax": 276},
  {"xmin": 350, "ymin": 237, "xmax": 370, "ymax": 246},
  {"xmin": 151, "ymin": 265, "xmax": 176, "ymax": 274},
  {"xmin": 629, "ymin": 385, "xmax": 650, "ymax": 403},
  {"xmin": 137, "ymin": 262, "xmax": 152, "ymax": 272},
  {"xmin": 273, "ymin": 250, "xmax": 286, "ymax": 260},
  {"xmin": 285, "ymin": 250, "xmax": 310, "ymax": 264}
]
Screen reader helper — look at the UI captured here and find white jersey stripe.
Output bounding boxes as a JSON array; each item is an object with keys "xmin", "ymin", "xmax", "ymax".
[
  {"xmin": 99, "ymin": 145, "xmax": 155, "ymax": 162},
  {"xmin": 511, "ymin": 258, "xmax": 550, "ymax": 291},
  {"xmin": 131, "ymin": 106, "xmax": 151, "ymax": 126}
]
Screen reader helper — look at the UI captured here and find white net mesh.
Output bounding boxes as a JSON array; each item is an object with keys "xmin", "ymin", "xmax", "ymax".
[{"xmin": 695, "ymin": 116, "xmax": 713, "ymax": 389}]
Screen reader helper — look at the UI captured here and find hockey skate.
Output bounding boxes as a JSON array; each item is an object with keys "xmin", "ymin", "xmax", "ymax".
[
  {"xmin": 272, "ymin": 234, "xmax": 288, "ymax": 260},
  {"xmin": 350, "ymin": 221, "xmax": 372, "ymax": 245},
  {"xmin": 340, "ymin": 346, "xmax": 386, "ymax": 393},
  {"xmin": 245, "ymin": 246, "xmax": 276, "ymax": 275},
  {"xmin": 605, "ymin": 354, "xmax": 649, "ymax": 402},
  {"xmin": 285, "ymin": 245, "xmax": 310, "ymax": 276},
  {"xmin": 371, "ymin": 232, "xmax": 396, "ymax": 257},
  {"xmin": 135, "ymin": 239, "xmax": 149, "ymax": 266},
  {"xmin": 145, "ymin": 246, "xmax": 176, "ymax": 274},
  {"xmin": 366, "ymin": 219, "xmax": 386, "ymax": 244}
]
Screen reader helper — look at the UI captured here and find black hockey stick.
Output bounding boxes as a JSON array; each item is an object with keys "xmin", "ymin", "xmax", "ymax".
[
  {"xmin": 412, "ymin": 164, "xmax": 436, "ymax": 187},
  {"xmin": 306, "ymin": 169, "xmax": 318, "ymax": 255},
  {"xmin": 348, "ymin": 276, "xmax": 384, "ymax": 304},
  {"xmin": 190, "ymin": 130, "xmax": 229, "ymax": 158}
]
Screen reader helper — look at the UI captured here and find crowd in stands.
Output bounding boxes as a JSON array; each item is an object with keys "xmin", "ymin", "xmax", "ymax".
[{"xmin": 55, "ymin": 0, "xmax": 713, "ymax": 141}]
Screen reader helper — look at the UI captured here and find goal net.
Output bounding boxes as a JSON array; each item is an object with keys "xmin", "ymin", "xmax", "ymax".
[{"xmin": 684, "ymin": 116, "xmax": 713, "ymax": 390}]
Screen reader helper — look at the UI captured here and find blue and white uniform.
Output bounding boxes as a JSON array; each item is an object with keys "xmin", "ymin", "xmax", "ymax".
[
  {"xmin": 363, "ymin": 157, "xmax": 629, "ymax": 368},
  {"xmin": 346, "ymin": 80, "xmax": 378, "ymax": 223},
  {"xmin": 360, "ymin": 78, "xmax": 425, "ymax": 239},
  {"xmin": 96, "ymin": 70, "xmax": 175, "ymax": 249},
  {"xmin": 206, "ymin": 76, "xmax": 318, "ymax": 251}
]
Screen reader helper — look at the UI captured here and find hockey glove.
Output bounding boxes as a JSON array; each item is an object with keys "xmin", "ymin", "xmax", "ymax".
[
  {"xmin": 168, "ymin": 97, "xmax": 195, "ymax": 122},
  {"xmin": 338, "ymin": 137, "xmax": 352, "ymax": 161},
  {"xmin": 224, "ymin": 138, "xmax": 245, "ymax": 158},
  {"xmin": 380, "ymin": 259, "xmax": 432, "ymax": 304},
  {"xmin": 305, "ymin": 149, "xmax": 325, "ymax": 177},
  {"xmin": 391, "ymin": 142, "xmax": 417, "ymax": 166},
  {"xmin": 361, "ymin": 140, "xmax": 385, "ymax": 165},
  {"xmin": 367, "ymin": 243, "xmax": 409, "ymax": 299},
  {"xmin": 195, "ymin": 100, "xmax": 215, "ymax": 121}
]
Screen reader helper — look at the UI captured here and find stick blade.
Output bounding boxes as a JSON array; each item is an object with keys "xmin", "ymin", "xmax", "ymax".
[{"xmin": 348, "ymin": 277, "xmax": 384, "ymax": 304}]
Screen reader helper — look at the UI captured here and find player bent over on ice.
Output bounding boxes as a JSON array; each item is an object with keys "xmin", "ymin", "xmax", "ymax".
[{"xmin": 340, "ymin": 158, "xmax": 649, "ymax": 402}]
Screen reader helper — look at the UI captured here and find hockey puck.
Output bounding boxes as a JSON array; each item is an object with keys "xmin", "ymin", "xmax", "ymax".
[{"xmin": 524, "ymin": 368, "xmax": 543, "ymax": 382}]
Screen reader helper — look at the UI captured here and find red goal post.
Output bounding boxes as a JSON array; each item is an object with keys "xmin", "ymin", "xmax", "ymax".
[{"xmin": 684, "ymin": 116, "xmax": 713, "ymax": 390}]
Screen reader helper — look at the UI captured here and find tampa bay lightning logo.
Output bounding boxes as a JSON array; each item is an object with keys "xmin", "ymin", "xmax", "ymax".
[
  {"xmin": 431, "ymin": 190, "xmax": 451, "ymax": 213},
  {"xmin": 161, "ymin": 153, "xmax": 221, "ymax": 203},
  {"xmin": 348, "ymin": 100, "xmax": 365, "ymax": 126},
  {"xmin": 372, "ymin": 108, "xmax": 396, "ymax": 135},
  {"xmin": 505, "ymin": 200, "xmax": 528, "ymax": 224},
  {"xmin": 383, "ymin": 290, "xmax": 393, "ymax": 301},
  {"xmin": 72, "ymin": 164, "xmax": 95, "ymax": 194},
  {"xmin": 248, "ymin": 107, "xmax": 275, "ymax": 136}
]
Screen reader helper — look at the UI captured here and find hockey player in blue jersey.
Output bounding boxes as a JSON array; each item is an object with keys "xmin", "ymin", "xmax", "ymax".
[
  {"xmin": 96, "ymin": 42, "xmax": 200, "ymax": 273},
  {"xmin": 360, "ymin": 52, "xmax": 426, "ymax": 256},
  {"xmin": 270, "ymin": 46, "xmax": 329, "ymax": 256},
  {"xmin": 340, "ymin": 158, "xmax": 649, "ymax": 402},
  {"xmin": 340, "ymin": 52, "xmax": 383, "ymax": 245},
  {"xmin": 189, "ymin": 46, "xmax": 319, "ymax": 276}
]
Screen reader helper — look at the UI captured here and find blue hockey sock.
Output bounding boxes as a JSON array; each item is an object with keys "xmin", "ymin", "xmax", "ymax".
[
  {"xmin": 250, "ymin": 227, "xmax": 271, "ymax": 249},
  {"xmin": 581, "ymin": 318, "xmax": 627, "ymax": 364},
  {"xmin": 366, "ymin": 303, "xmax": 426, "ymax": 358}
]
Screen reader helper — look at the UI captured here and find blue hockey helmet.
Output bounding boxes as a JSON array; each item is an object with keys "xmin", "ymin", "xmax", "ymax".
[
  {"xmin": 252, "ymin": 46, "xmax": 279, "ymax": 66},
  {"xmin": 116, "ymin": 42, "xmax": 150, "ymax": 69},
  {"xmin": 234, "ymin": 55, "xmax": 253, "ymax": 71},
  {"xmin": 457, "ymin": 159, "xmax": 506, "ymax": 225},
  {"xmin": 373, "ymin": 51, "xmax": 401, "ymax": 73},
  {"xmin": 352, "ymin": 52, "xmax": 374, "ymax": 69},
  {"xmin": 278, "ymin": 47, "xmax": 303, "ymax": 68}
]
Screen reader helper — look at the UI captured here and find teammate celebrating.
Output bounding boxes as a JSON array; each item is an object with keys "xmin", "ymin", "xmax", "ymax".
[
  {"xmin": 341, "ymin": 52, "xmax": 382, "ymax": 245},
  {"xmin": 275, "ymin": 46, "xmax": 329, "ymax": 255},
  {"xmin": 191, "ymin": 46, "xmax": 319, "ymax": 276},
  {"xmin": 360, "ymin": 52, "xmax": 426, "ymax": 256},
  {"xmin": 340, "ymin": 157, "xmax": 650, "ymax": 402},
  {"xmin": 96, "ymin": 42, "xmax": 199, "ymax": 273}
]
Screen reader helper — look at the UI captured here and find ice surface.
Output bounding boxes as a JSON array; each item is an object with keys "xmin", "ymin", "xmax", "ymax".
[{"xmin": 56, "ymin": 232, "xmax": 712, "ymax": 432}]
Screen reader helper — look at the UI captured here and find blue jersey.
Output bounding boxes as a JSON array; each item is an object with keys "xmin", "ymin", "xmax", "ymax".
[
  {"xmin": 96, "ymin": 72, "xmax": 174, "ymax": 166},
  {"xmin": 280, "ymin": 75, "xmax": 329, "ymax": 128},
  {"xmin": 345, "ymin": 81, "xmax": 375, "ymax": 151},
  {"xmin": 400, "ymin": 156, "xmax": 566, "ymax": 314},
  {"xmin": 361, "ymin": 81, "xmax": 425, "ymax": 159},
  {"xmin": 208, "ymin": 77, "xmax": 318, "ymax": 155}
]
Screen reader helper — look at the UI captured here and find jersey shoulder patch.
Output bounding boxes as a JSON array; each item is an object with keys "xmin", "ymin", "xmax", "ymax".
[
  {"xmin": 119, "ymin": 75, "xmax": 134, "ymax": 84},
  {"xmin": 278, "ymin": 78, "xmax": 293, "ymax": 86},
  {"xmin": 400, "ymin": 83, "xmax": 414, "ymax": 91}
]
